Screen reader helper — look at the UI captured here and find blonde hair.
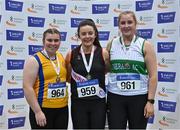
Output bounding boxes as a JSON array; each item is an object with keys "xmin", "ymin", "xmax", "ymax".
[{"xmin": 118, "ymin": 11, "xmax": 137, "ymax": 26}]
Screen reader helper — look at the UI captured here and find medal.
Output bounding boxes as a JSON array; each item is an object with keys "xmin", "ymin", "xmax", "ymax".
[
  {"xmin": 81, "ymin": 45, "xmax": 95, "ymax": 80},
  {"xmin": 86, "ymin": 74, "xmax": 91, "ymax": 80},
  {"xmin": 126, "ymin": 47, "xmax": 129, "ymax": 51},
  {"xmin": 42, "ymin": 49, "xmax": 61, "ymax": 83},
  {"xmin": 56, "ymin": 76, "xmax": 60, "ymax": 82}
]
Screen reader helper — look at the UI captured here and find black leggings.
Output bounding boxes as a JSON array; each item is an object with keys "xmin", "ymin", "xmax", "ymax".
[
  {"xmin": 29, "ymin": 106, "xmax": 68, "ymax": 129},
  {"xmin": 107, "ymin": 92, "xmax": 148, "ymax": 130},
  {"xmin": 71, "ymin": 98, "xmax": 106, "ymax": 129}
]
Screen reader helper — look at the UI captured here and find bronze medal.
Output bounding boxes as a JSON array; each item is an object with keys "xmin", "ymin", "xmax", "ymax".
[
  {"xmin": 86, "ymin": 74, "xmax": 91, "ymax": 80},
  {"xmin": 56, "ymin": 76, "xmax": 60, "ymax": 82}
]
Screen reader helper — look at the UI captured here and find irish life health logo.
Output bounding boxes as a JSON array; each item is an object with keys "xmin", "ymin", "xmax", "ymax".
[
  {"xmin": 28, "ymin": 17, "xmax": 45, "ymax": 27},
  {"xmin": 137, "ymin": 29, "xmax": 153, "ymax": 39},
  {"xmin": 157, "ymin": 42, "xmax": 176, "ymax": 53},
  {"xmin": 148, "ymin": 115, "xmax": 154, "ymax": 124},
  {"xmin": 114, "ymin": 17, "xmax": 118, "ymax": 27},
  {"xmin": 60, "ymin": 32, "xmax": 67, "ymax": 41},
  {"xmin": 6, "ymin": 30, "xmax": 24, "ymax": 41},
  {"xmin": 0, "ymin": 45, "xmax": 2, "ymax": 56},
  {"xmin": 49, "ymin": 4, "xmax": 66, "ymax": 14},
  {"xmin": 158, "ymin": 71, "xmax": 176, "ymax": 82},
  {"xmin": 98, "ymin": 31, "xmax": 110, "ymax": 41},
  {"xmin": 71, "ymin": 18, "xmax": 85, "ymax": 28},
  {"xmin": 136, "ymin": 0, "xmax": 153, "ymax": 11},
  {"xmin": 0, "ymin": 105, "xmax": 4, "ymax": 116},
  {"xmin": 6, "ymin": 0, "xmax": 23, "ymax": 12},
  {"xmin": 158, "ymin": 100, "xmax": 176, "ymax": 112},
  {"xmin": 8, "ymin": 117, "xmax": 25, "ymax": 129},
  {"xmin": 0, "ymin": 75, "xmax": 3, "ymax": 86},
  {"xmin": 92, "ymin": 4, "xmax": 109, "ymax": 14},
  {"xmin": 8, "ymin": 88, "xmax": 24, "ymax": 99},
  {"xmin": 7, "ymin": 59, "xmax": 24, "ymax": 70},
  {"xmin": 158, "ymin": 12, "xmax": 176, "ymax": 24},
  {"xmin": 71, "ymin": 45, "xmax": 79, "ymax": 50},
  {"xmin": 28, "ymin": 45, "xmax": 43, "ymax": 55}
]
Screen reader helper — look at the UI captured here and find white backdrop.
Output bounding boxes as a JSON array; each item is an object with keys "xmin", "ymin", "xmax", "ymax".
[{"xmin": 0, "ymin": 0, "xmax": 180, "ymax": 129}]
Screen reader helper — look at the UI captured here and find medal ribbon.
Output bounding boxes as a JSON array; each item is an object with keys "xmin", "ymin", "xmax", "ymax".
[
  {"xmin": 120, "ymin": 35, "xmax": 135, "ymax": 52},
  {"xmin": 42, "ymin": 49, "xmax": 60, "ymax": 77},
  {"xmin": 80, "ymin": 45, "xmax": 95, "ymax": 74},
  {"xmin": 121, "ymin": 35, "xmax": 136, "ymax": 47}
]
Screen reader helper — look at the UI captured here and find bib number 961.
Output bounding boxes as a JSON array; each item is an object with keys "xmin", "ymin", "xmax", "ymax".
[{"xmin": 117, "ymin": 80, "xmax": 139, "ymax": 90}]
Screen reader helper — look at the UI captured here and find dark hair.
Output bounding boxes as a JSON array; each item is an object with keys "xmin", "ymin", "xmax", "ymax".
[
  {"xmin": 42, "ymin": 28, "xmax": 61, "ymax": 43},
  {"xmin": 77, "ymin": 19, "xmax": 101, "ymax": 48},
  {"xmin": 118, "ymin": 11, "xmax": 137, "ymax": 26}
]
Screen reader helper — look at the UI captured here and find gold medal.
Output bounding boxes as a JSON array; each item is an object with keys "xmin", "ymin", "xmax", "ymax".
[
  {"xmin": 56, "ymin": 76, "xmax": 60, "ymax": 82},
  {"xmin": 86, "ymin": 74, "xmax": 91, "ymax": 80}
]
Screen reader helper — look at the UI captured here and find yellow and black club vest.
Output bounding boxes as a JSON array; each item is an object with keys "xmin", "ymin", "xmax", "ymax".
[{"xmin": 33, "ymin": 51, "xmax": 68, "ymax": 108}]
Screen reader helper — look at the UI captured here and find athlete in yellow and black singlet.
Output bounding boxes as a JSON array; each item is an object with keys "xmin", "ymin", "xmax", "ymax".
[
  {"xmin": 33, "ymin": 51, "xmax": 68, "ymax": 108},
  {"xmin": 29, "ymin": 51, "xmax": 69, "ymax": 129},
  {"xmin": 24, "ymin": 28, "xmax": 69, "ymax": 129}
]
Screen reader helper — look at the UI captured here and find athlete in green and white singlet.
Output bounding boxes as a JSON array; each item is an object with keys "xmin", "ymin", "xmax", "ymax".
[{"xmin": 108, "ymin": 35, "xmax": 149, "ymax": 96}]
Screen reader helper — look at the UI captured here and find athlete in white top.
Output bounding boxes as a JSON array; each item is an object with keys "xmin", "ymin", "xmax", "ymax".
[{"xmin": 106, "ymin": 11, "xmax": 157, "ymax": 129}]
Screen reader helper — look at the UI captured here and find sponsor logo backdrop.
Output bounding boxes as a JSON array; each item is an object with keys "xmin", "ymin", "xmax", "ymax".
[{"xmin": 0, "ymin": 0, "xmax": 180, "ymax": 129}]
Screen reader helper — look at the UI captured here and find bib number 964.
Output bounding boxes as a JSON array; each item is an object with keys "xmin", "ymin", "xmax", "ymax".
[
  {"xmin": 48, "ymin": 88, "xmax": 66, "ymax": 99},
  {"xmin": 51, "ymin": 89, "xmax": 64, "ymax": 98}
]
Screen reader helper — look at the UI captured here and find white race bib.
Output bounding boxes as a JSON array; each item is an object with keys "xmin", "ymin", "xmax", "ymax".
[
  {"xmin": 47, "ymin": 82, "xmax": 66, "ymax": 99},
  {"xmin": 77, "ymin": 79, "xmax": 99, "ymax": 98},
  {"xmin": 117, "ymin": 74, "xmax": 140, "ymax": 91}
]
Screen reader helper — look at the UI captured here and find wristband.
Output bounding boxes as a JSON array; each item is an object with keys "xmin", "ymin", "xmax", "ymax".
[{"xmin": 147, "ymin": 99, "xmax": 155, "ymax": 104}]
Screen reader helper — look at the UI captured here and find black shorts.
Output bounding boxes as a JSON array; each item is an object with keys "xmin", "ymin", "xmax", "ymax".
[
  {"xmin": 71, "ymin": 98, "xmax": 106, "ymax": 129},
  {"xmin": 107, "ymin": 92, "xmax": 148, "ymax": 129},
  {"xmin": 29, "ymin": 106, "xmax": 68, "ymax": 129}
]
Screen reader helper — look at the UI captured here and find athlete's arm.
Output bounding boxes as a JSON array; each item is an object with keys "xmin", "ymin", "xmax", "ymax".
[
  {"xmin": 102, "ymin": 48, "xmax": 110, "ymax": 73},
  {"xmin": 65, "ymin": 51, "xmax": 72, "ymax": 83},
  {"xmin": 106, "ymin": 39, "xmax": 113, "ymax": 53},
  {"xmin": 143, "ymin": 40, "xmax": 157, "ymax": 118},
  {"xmin": 23, "ymin": 56, "xmax": 46, "ymax": 126}
]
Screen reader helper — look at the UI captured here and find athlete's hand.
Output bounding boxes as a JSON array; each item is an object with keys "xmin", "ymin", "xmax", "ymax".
[
  {"xmin": 35, "ymin": 111, "xmax": 47, "ymax": 127},
  {"xmin": 144, "ymin": 102, "xmax": 154, "ymax": 118}
]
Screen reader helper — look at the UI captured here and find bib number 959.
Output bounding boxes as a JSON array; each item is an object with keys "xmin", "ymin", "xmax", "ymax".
[
  {"xmin": 77, "ymin": 86, "xmax": 98, "ymax": 98},
  {"xmin": 81, "ymin": 86, "xmax": 96, "ymax": 96}
]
